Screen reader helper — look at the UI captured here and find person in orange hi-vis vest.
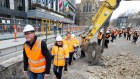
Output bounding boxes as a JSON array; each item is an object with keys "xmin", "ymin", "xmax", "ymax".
[
  {"xmin": 104, "ymin": 31, "xmax": 111, "ymax": 48},
  {"xmin": 97, "ymin": 31, "xmax": 103, "ymax": 45},
  {"xmin": 23, "ymin": 24, "xmax": 51, "ymax": 79},
  {"xmin": 51, "ymin": 35, "xmax": 69, "ymax": 79}
]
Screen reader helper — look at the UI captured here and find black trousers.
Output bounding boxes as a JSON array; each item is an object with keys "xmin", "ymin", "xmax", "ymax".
[
  {"xmin": 69, "ymin": 52, "xmax": 74, "ymax": 65},
  {"xmin": 64, "ymin": 61, "xmax": 68, "ymax": 71},
  {"xmin": 124, "ymin": 34, "xmax": 126, "ymax": 38},
  {"xmin": 98, "ymin": 39, "xmax": 102, "ymax": 45},
  {"xmin": 127, "ymin": 35, "xmax": 131, "ymax": 40},
  {"xmin": 53, "ymin": 65, "xmax": 63, "ymax": 79},
  {"xmin": 64, "ymin": 52, "xmax": 73, "ymax": 71},
  {"xmin": 105, "ymin": 40, "xmax": 109, "ymax": 48},
  {"xmin": 111, "ymin": 36, "xmax": 114, "ymax": 42}
]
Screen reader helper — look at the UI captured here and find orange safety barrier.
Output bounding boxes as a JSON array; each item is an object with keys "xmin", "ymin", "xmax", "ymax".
[{"xmin": 13, "ymin": 25, "xmax": 17, "ymax": 42}]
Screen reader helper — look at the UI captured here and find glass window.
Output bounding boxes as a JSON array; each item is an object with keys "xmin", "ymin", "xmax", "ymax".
[
  {"xmin": 89, "ymin": 3, "xmax": 92, "ymax": 12},
  {"xmin": 55, "ymin": 0, "xmax": 58, "ymax": 11},
  {"xmin": 46, "ymin": 0, "xmax": 48, "ymax": 6},
  {"xmin": 29, "ymin": 0, "xmax": 36, "ymax": 10},
  {"xmin": 83, "ymin": 4, "xmax": 86, "ymax": 12},
  {"xmin": 51, "ymin": 0, "xmax": 53, "ymax": 9},
  {"xmin": 14, "ymin": 0, "xmax": 25, "ymax": 11},
  {"xmin": 0, "ymin": 0, "xmax": 10, "ymax": 8},
  {"xmin": 86, "ymin": 2, "xmax": 88, "ymax": 12}
]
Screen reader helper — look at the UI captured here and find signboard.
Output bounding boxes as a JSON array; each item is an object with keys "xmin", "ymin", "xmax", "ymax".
[
  {"xmin": 2, "ymin": 20, "xmax": 6, "ymax": 23},
  {"xmin": 7, "ymin": 20, "xmax": 10, "ymax": 24}
]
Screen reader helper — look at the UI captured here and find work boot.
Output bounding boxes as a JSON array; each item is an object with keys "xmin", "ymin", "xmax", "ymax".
[{"xmin": 64, "ymin": 71, "xmax": 68, "ymax": 74}]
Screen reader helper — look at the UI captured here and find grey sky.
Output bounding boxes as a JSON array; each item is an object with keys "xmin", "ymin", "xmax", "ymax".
[
  {"xmin": 76, "ymin": 0, "xmax": 140, "ymax": 20},
  {"xmin": 111, "ymin": 1, "xmax": 140, "ymax": 20}
]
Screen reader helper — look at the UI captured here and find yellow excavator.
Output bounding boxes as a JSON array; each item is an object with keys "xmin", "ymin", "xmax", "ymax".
[{"xmin": 80, "ymin": 0, "xmax": 121, "ymax": 66}]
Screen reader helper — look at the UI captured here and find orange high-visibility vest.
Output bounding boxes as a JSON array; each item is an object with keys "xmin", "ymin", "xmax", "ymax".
[
  {"xmin": 105, "ymin": 34, "xmax": 110, "ymax": 40},
  {"xmin": 24, "ymin": 39, "xmax": 46, "ymax": 73},
  {"xmin": 98, "ymin": 33, "xmax": 103, "ymax": 39},
  {"xmin": 114, "ymin": 31, "xmax": 118, "ymax": 36}
]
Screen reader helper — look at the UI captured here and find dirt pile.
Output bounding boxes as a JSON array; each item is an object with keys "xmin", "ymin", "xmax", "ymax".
[{"xmin": 84, "ymin": 52, "xmax": 140, "ymax": 79}]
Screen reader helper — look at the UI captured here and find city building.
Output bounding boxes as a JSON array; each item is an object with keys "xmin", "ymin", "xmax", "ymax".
[
  {"xmin": 75, "ymin": 0, "xmax": 100, "ymax": 26},
  {"xmin": 0, "ymin": 0, "xmax": 76, "ymax": 33}
]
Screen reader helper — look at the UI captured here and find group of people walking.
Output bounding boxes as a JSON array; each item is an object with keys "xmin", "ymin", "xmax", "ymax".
[
  {"xmin": 97, "ymin": 28, "xmax": 139, "ymax": 48},
  {"xmin": 23, "ymin": 24, "xmax": 80, "ymax": 79}
]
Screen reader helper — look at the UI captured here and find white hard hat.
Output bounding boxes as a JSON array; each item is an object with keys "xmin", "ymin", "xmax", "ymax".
[
  {"xmin": 100, "ymin": 30, "xmax": 103, "ymax": 33},
  {"xmin": 23, "ymin": 24, "xmax": 35, "ymax": 33},
  {"xmin": 106, "ymin": 31, "xmax": 110, "ymax": 33},
  {"xmin": 56, "ymin": 35, "xmax": 63, "ymax": 41},
  {"xmin": 71, "ymin": 34, "xmax": 75, "ymax": 37}
]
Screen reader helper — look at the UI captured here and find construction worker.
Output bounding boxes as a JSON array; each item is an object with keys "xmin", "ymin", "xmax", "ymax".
[
  {"xmin": 123, "ymin": 29, "xmax": 127, "ymax": 38},
  {"xmin": 104, "ymin": 31, "xmax": 110, "ymax": 48},
  {"xmin": 51, "ymin": 35, "xmax": 69, "ymax": 79},
  {"xmin": 54, "ymin": 21, "xmax": 57, "ymax": 35},
  {"xmin": 58, "ymin": 22, "xmax": 63, "ymax": 34},
  {"xmin": 111, "ymin": 30, "xmax": 115, "ymax": 42},
  {"xmin": 23, "ymin": 25, "xmax": 51, "ymax": 79},
  {"xmin": 71, "ymin": 34, "xmax": 80, "ymax": 61},
  {"xmin": 97, "ymin": 31, "xmax": 103, "ymax": 45},
  {"xmin": 63, "ymin": 32, "xmax": 75, "ymax": 73},
  {"xmin": 114, "ymin": 29, "xmax": 118, "ymax": 40},
  {"xmin": 119, "ymin": 29, "xmax": 123, "ymax": 38},
  {"xmin": 127, "ymin": 30, "xmax": 131, "ymax": 40},
  {"xmin": 132, "ymin": 31, "xmax": 139, "ymax": 44},
  {"xmin": 71, "ymin": 34, "xmax": 80, "ymax": 51}
]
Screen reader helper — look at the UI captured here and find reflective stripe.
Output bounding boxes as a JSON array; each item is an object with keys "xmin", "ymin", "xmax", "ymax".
[
  {"xmin": 30, "ymin": 65, "xmax": 45, "ymax": 70},
  {"xmin": 29, "ymin": 58, "xmax": 45, "ymax": 64},
  {"xmin": 54, "ymin": 54, "xmax": 65, "ymax": 60},
  {"xmin": 65, "ymin": 56, "xmax": 69, "ymax": 58},
  {"xmin": 54, "ymin": 57, "xmax": 64, "ymax": 60}
]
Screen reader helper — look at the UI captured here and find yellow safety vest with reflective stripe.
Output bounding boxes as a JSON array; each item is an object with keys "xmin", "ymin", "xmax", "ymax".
[
  {"xmin": 58, "ymin": 23, "xmax": 62, "ymax": 28},
  {"xmin": 24, "ymin": 39, "xmax": 46, "ymax": 73},
  {"xmin": 51, "ymin": 45, "xmax": 69, "ymax": 66},
  {"xmin": 72, "ymin": 37, "xmax": 79, "ymax": 47},
  {"xmin": 63, "ymin": 36, "xmax": 75, "ymax": 52}
]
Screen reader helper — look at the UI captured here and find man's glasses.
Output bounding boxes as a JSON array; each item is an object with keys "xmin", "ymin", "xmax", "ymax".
[{"xmin": 24, "ymin": 32, "xmax": 33, "ymax": 36}]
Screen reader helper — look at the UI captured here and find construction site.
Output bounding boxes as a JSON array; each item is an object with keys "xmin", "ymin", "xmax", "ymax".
[{"xmin": 0, "ymin": 0, "xmax": 140, "ymax": 79}]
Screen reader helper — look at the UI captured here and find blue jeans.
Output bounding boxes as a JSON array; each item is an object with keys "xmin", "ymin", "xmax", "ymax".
[
  {"xmin": 29, "ymin": 71, "xmax": 45, "ymax": 79},
  {"xmin": 54, "ymin": 26, "xmax": 57, "ymax": 34}
]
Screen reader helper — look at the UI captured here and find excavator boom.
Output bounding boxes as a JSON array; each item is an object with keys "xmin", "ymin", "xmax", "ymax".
[{"xmin": 86, "ymin": 0, "xmax": 121, "ymax": 40}]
